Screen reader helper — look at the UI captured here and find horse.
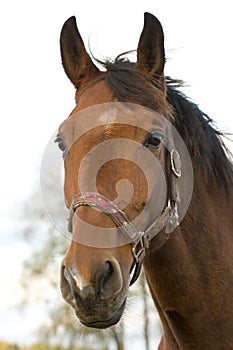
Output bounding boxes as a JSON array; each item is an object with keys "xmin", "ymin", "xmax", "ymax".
[{"xmin": 57, "ymin": 12, "xmax": 233, "ymax": 349}]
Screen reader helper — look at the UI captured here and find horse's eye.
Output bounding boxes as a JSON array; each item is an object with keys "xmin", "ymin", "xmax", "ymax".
[
  {"xmin": 55, "ymin": 135, "xmax": 67, "ymax": 153},
  {"xmin": 144, "ymin": 132, "xmax": 163, "ymax": 150}
]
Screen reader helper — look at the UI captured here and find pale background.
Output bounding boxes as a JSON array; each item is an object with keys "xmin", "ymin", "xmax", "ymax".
[{"xmin": 0, "ymin": 0, "xmax": 232, "ymax": 346}]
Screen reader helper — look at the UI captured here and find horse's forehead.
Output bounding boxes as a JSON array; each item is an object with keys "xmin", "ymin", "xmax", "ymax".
[{"xmin": 59, "ymin": 102, "xmax": 166, "ymax": 143}]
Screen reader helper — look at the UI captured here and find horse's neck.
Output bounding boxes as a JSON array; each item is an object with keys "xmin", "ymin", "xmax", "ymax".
[{"xmin": 144, "ymin": 175, "xmax": 233, "ymax": 349}]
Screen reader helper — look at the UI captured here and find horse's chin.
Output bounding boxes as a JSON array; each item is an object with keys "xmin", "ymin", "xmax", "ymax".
[{"xmin": 76, "ymin": 299, "xmax": 126, "ymax": 329}]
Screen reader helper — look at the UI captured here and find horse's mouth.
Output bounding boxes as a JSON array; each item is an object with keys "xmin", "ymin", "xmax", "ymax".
[{"xmin": 77, "ymin": 299, "xmax": 126, "ymax": 329}]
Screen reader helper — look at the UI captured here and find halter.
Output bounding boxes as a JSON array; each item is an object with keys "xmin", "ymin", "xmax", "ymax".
[{"xmin": 67, "ymin": 126, "xmax": 181, "ymax": 285}]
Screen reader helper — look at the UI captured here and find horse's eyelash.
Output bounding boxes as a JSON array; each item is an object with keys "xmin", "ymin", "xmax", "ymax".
[{"xmin": 55, "ymin": 135, "xmax": 67, "ymax": 153}]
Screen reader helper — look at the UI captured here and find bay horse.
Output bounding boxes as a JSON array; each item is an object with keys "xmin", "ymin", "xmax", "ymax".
[{"xmin": 58, "ymin": 13, "xmax": 233, "ymax": 349}]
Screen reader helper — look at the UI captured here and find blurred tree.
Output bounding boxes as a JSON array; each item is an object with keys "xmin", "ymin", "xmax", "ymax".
[{"xmin": 141, "ymin": 274, "xmax": 150, "ymax": 350}]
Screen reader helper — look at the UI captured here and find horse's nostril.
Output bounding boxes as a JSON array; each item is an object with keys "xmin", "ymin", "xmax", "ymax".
[
  {"xmin": 99, "ymin": 261, "xmax": 113, "ymax": 294},
  {"xmin": 62, "ymin": 266, "xmax": 73, "ymax": 286},
  {"xmin": 63, "ymin": 266, "xmax": 69, "ymax": 280},
  {"xmin": 62, "ymin": 266, "xmax": 77, "ymax": 294},
  {"xmin": 60, "ymin": 265, "xmax": 76, "ymax": 307},
  {"xmin": 105, "ymin": 261, "xmax": 113, "ymax": 276},
  {"xmin": 95, "ymin": 259, "xmax": 123, "ymax": 300}
]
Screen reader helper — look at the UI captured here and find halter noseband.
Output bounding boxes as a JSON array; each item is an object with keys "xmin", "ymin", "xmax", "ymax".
[{"xmin": 67, "ymin": 127, "xmax": 181, "ymax": 285}]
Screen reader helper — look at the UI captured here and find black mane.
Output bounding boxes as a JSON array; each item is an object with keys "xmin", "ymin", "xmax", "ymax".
[
  {"xmin": 166, "ymin": 84, "xmax": 233, "ymax": 191},
  {"xmin": 101, "ymin": 58, "xmax": 233, "ymax": 192}
]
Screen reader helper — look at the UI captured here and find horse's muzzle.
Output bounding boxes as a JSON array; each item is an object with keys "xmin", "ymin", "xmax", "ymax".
[{"xmin": 60, "ymin": 259, "xmax": 128, "ymax": 328}]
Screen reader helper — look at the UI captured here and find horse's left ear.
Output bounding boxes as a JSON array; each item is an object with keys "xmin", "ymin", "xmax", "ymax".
[
  {"xmin": 137, "ymin": 13, "xmax": 165, "ymax": 83},
  {"xmin": 60, "ymin": 16, "xmax": 99, "ymax": 89}
]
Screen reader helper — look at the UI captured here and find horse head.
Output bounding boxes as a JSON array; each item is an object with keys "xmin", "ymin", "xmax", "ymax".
[{"xmin": 59, "ymin": 13, "xmax": 177, "ymax": 329}]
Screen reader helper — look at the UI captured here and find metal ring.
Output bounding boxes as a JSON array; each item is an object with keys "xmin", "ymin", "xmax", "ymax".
[{"xmin": 170, "ymin": 149, "xmax": 182, "ymax": 177}]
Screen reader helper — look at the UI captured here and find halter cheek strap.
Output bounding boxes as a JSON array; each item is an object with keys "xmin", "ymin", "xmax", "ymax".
[{"xmin": 67, "ymin": 136, "xmax": 181, "ymax": 286}]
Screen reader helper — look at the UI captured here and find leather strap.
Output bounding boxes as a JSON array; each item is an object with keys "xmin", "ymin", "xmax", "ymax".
[{"xmin": 68, "ymin": 191, "xmax": 141, "ymax": 242}]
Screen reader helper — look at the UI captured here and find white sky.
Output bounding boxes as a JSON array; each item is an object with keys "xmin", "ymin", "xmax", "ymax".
[{"xmin": 0, "ymin": 0, "xmax": 232, "ymax": 346}]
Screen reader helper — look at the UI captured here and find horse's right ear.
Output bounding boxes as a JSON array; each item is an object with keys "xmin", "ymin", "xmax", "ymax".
[
  {"xmin": 137, "ymin": 13, "xmax": 165, "ymax": 85},
  {"xmin": 60, "ymin": 16, "xmax": 99, "ymax": 89}
]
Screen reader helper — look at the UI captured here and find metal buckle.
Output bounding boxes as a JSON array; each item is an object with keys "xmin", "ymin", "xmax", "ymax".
[{"xmin": 132, "ymin": 232, "xmax": 148, "ymax": 263}]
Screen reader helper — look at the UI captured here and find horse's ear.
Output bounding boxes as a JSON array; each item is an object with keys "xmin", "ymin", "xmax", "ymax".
[
  {"xmin": 137, "ymin": 13, "xmax": 165, "ymax": 82},
  {"xmin": 60, "ymin": 16, "xmax": 99, "ymax": 88}
]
